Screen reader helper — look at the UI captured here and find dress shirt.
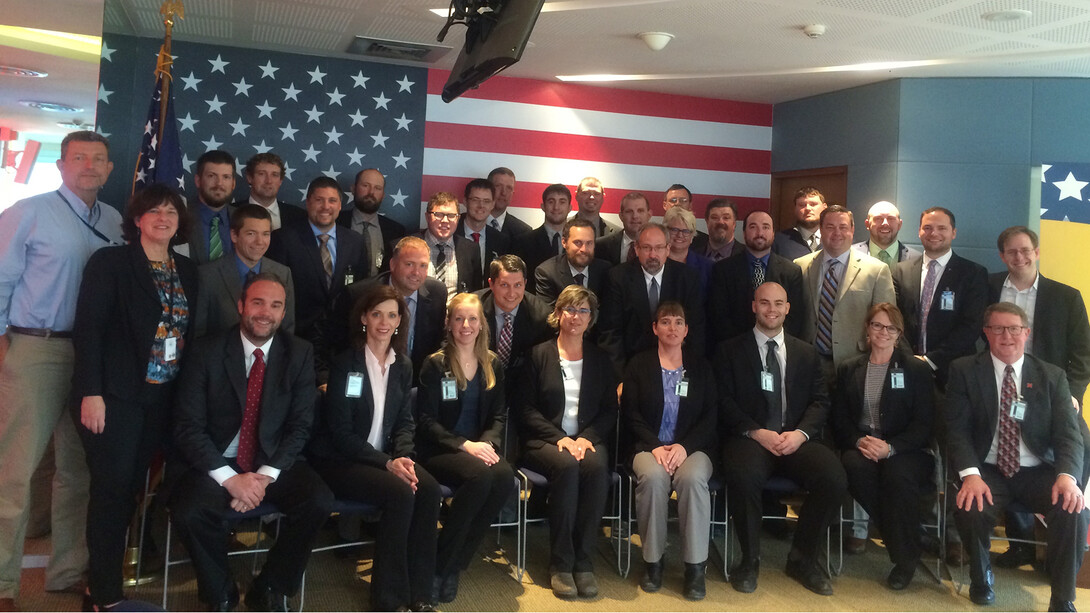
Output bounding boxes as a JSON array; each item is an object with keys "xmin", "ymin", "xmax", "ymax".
[
  {"xmin": 919, "ymin": 249, "xmax": 953, "ymax": 297},
  {"xmin": 754, "ymin": 327, "xmax": 788, "ymax": 426},
  {"xmin": 209, "ymin": 332, "xmax": 278, "ymax": 485},
  {"xmin": 568, "ymin": 262, "xmax": 589, "ymax": 287},
  {"xmin": 1000, "ymin": 273, "xmax": 1039, "ymax": 354},
  {"xmin": 493, "ymin": 303, "xmax": 520, "ymax": 338},
  {"xmin": 310, "ymin": 222, "xmax": 338, "ymax": 272},
  {"xmin": 364, "ymin": 344, "xmax": 397, "ymax": 452},
  {"xmin": 350, "ymin": 209, "xmax": 384, "ymax": 274},
  {"xmin": 488, "ymin": 211, "xmax": 509, "ymax": 231},
  {"xmin": 559, "ymin": 357, "xmax": 583, "ymax": 436},
  {"xmin": 642, "ymin": 267, "xmax": 665, "ymax": 295},
  {"xmin": 798, "ymin": 226, "xmax": 819, "ymax": 250},
  {"xmin": 0, "ymin": 184, "xmax": 123, "ymax": 332},
  {"xmin": 821, "ymin": 250, "xmax": 850, "ymax": 286},
  {"xmin": 248, "ymin": 196, "xmax": 282, "ymax": 230},
  {"xmin": 705, "ymin": 239, "xmax": 736, "ymax": 261},
  {"xmin": 234, "ymin": 254, "xmax": 261, "ymax": 287},
  {"xmin": 545, "ymin": 227, "xmax": 563, "ymax": 256},
  {"xmin": 424, "ymin": 232, "xmax": 458, "ymax": 292},
  {"xmin": 197, "ymin": 201, "xmax": 234, "ymax": 258},
  {"xmin": 621, "ymin": 233, "xmax": 636, "ymax": 262},
  {"xmin": 744, "ymin": 251, "xmax": 771, "ymax": 271},
  {"xmin": 462, "ymin": 222, "xmax": 488, "ymax": 267},
  {"xmin": 868, "ymin": 241, "xmax": 899, "ymax": 263}
]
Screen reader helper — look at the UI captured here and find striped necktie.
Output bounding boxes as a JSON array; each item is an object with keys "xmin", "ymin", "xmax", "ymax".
[
  {"xmin": 209, "ymin": 215, "xmax": 223, "ymax": 260},
  {"xmin": 815, "ymin": 259, "xmax": 839, "ymax": 355}
]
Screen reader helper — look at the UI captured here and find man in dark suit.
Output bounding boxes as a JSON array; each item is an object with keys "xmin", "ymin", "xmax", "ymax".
[
  {"xmin": 187, "ymin": 150, "xmax": 237, "ymax": 264},
  {"xmin": 595, "ymin": 192, "xmax": 650, "ymax": 266},
  {"xmin": 851, "ymin": 200, "xmax": 920, "ymax": 266},
  {"xmin": 456, "ymin": 178, "xmax": 510, "ymax": 278},
  {"xmin": 417, "ymin": 192, "xmax": 483, "ymax": 297},
  {"xmin": 194, "ymin": 205, "xmax": 295, "ymax": 337},
  {"xmin": 716, "ymin": 282, "xmax": 847, "ymax": 596},
  {"xmin": 573, "ymin": 177, "xmax": 619, "ymax": 238},
  {"xmin": 772, "ymin": 186, "xmax": 825, "ymax": 261},
  {"xmin": 237, "ymin": 152, "xmax": 307, "ymax": 231},
  {"xmin": 599, "ymin": 223, "xmax": 705, "ymax": 373},
  {"xmin": 487, "ymin": 167, "xmax": 533, "ymax": 239},
  {"xmin": 518, "ymin": 184, "xmax": 573, "ymax": 288},
  {"xmin": 267, "ymin": 177, "xmax": 370, "ymax": 382},
  {"xmin": 692, "ymin": 198, "xmax": 745, "ymax": 261},
  {"xmin": 946, "ymin": 302, "xmax": 1087, "ymax": 611},
  {"xmin": 535, "ymin": 217, "xmax": 612, "ymax": 305},
  {"xmin": 170, "ymin": 273, "xmax": 334, "ymax": 612},
  {"xmin": 708, "ymin": 210, "xmax": 808, "ymax": 348},
  {"xmin": 342, "ymin": 236, "xmax": 446, "ymax": 379},
  {"xmin": 337, "ymin": 168, "xmax": 408, "ymax": 277},
  {"xmin": 892, "ymin": 207, "xmax": 988, "ymax": 389}
]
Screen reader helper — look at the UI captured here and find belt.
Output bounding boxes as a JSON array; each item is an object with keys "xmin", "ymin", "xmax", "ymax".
[{"xmin": 8, "ymin": 326, "xmax": 73, "ymax": 339}]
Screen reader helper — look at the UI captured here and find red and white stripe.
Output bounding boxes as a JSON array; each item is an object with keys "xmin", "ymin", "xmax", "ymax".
[{"xmin": 421, "ymin": 69, "xmax": 772, "ymax": 228}]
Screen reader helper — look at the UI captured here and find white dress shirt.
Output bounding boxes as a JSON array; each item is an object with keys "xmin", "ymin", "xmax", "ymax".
[
  {"xmin": 364, "ymin": 344, "xmax": 397, "ymax": 452},
  {"xmin": 209, "ymin": 332, "xmax": 279, "ymax": 485}
]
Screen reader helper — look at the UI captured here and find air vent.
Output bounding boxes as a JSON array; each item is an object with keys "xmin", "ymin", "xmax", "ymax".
[
  {"xmin": 346, "ymin": 36, "xmax": 451, "ymax": 63},
  {"xmin": 20, "ymin": 100, "xmax": 83, "ymax": 113},
  {"xmin": 0, "ymin": 65, "xmax": 47, "ymax": 78}
]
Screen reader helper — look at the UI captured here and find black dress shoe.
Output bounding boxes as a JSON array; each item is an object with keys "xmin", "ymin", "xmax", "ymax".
[
  {"xmin": 969, "ymin": 569, "xmax": 995, "ymax": 606},
  {"xmin": 730, "ymin": 559, "xmax": 759, "ymax": 593},
  {"xmin": 573, "ymin": 571, "xmax": 598, "ymax": 598},
  {"xmin": 1048, "ymin": 597, "xmax": 1077, "ymax": 612},
  {"xmin": 886, "ymin": 563, "xmax": 916, "ymax": 591},
  {"xmin": 244, "ymin": 584, "xmax": 289, "ymax": 612},
  {"xmin": 640, "ymin": 559, "xmax": 663, "ymax": 593},
  {"xmin": 994, "ymin": 544, "xmax": 1036, "ymax": 568},
  {"xmin": 683, "ymin": 562, "xmax": 706, "ymax": 601},
  {"xmin": 437, "ymin": 572, "xmax": 459, "ymax": 603},
  {"xmin": 785, "ymin": 559, "xmax": 833, "ymax": 596},
  {"xmin": 207, "ymin": 584, "xmax": 240, "ymax": 612},
  {"xmin": 409, "ymin": 602, "xmax": 437, "ymax": 612}
]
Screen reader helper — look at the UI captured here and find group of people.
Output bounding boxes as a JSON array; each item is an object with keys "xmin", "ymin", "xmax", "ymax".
[{"xmin": 1, "ymin": 129, "xmax": 1089, "ymax": 613}]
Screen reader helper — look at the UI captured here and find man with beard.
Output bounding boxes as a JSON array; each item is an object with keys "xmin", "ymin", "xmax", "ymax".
[
  {"xmin": 573, "ymin": 177, "xmax": 619, "ymax": 238},
  {"xmin": 170, "ymin": 273, "xmax": 333, "ymax": 612},
  {"xmin": 692, "ymin": 198, "xmax": 745, "ymax": 261},
  {"xmin": 187, "ymin": 150, "xmax": 238, "ymax": 263},
  {"xmin": 516, "ymin": 184, "xmax": 573, "ymax": 289},
  {"xmin": 338, "ymin": 168, "xmax": 406, "ymax": 277},
  {"xmin": 487, "ymin": 167, "xmax": 532, "ymax": 238},
  {"xmin": 535, "ymin": 217, "xmax": 612, "ymax": 305},
  {"xmin": 773, "ymin": 187, "xmax": 826, "ymax": 261},
  {"xmin": 238, "ymin": 153, "xmax": 306, "ymax": 231},
  {"xmin": 595, "ymin": 192, "xmax": 651, "ymax": 266},
  {"xmin": 851, "ymin": 201, "xmax": 919, "ymax": 266}
]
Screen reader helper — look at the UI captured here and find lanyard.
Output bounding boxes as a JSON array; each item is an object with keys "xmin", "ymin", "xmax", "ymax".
[{"xmin": 56, "ymin": 190, "xmax": 118, "ymax": 246}]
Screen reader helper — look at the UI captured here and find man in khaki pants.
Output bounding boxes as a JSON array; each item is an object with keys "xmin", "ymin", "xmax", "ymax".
[{"xmin": 0, "ymin": 131, "xmax": 123, "ymax": 610}]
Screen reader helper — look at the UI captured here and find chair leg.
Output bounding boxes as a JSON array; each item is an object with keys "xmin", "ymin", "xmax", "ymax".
[{"xmin": 161, "ymin": 518, "xmax": 172, "ymax": 610}]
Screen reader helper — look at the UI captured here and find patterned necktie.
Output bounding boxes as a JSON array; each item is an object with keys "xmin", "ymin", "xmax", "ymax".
[
  {"xmin": 318, "ymin": 233, "xmax": 333, "ymax": 287},
  {"xmin": 764, "ymin": 339, "xmax": 783, "ymax": 431},
  {"xmin": 807, "ymin": 232, "xmax": 818, "ymax": 252},
  {"xmin": 406, "ymin": 295, "xmax": 416, "ymax": 353},
  {"xmin": 752, "ymin": 259, "xmax": 766, "ymax": 290},
  {"xmin": 471, "ymin": 232, "xmax": 480, "ymax": 244},
  {"xmin": 997, "ymin": 364, "xmax": 1021, "ymax": 478},
  {"xmin": 209, "ymin": 215, "xmax": 224, "ymax": 260},
  {"xmin": 574, "ymin": 272, "xmax": 586, "ymax": 287},
  {"xmin": 497, "ymin": 312, "xmax": 514, "ymax": 367},
  {"xmin": 648, "ymin": 277, "xmax": 659, "ymax": 313},
  {"xmin": 434, "ymin": 244, "xmax": 448, "ymax": 281},
  {"xmin": 237, "ymin": 348, "xmax": 265, "ymax": 473},
  {"xmin": 490, "ymin": 218, "xmax": 501, "ymax": 231},
  {"xmin": 878, "ymin": 249, "xmax": 893, "ymax": 267},
  {"xmin": 815, "ymin": 259, "xmax": 839, "ymax": 355},
  {"xmin": 919, "ymin": 259, "xmax": 939, "ymax": 353}
]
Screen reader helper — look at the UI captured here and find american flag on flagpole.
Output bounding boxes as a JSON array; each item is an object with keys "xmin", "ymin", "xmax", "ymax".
[
  {"xmin": 422, "ymin": 69, "xmax": 773, "ymax": 228},
  {"xmin": 133, "ymin": 62, "xmax": 185, "ymax": 193}
]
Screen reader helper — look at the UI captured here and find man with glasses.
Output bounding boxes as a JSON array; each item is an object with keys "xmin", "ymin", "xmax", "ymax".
[
  {"xmin": 417, "ymin": 192, "xmax": 483, "ymax": 299},
  {"xmin": 456, "ymin": 178, "xmax": 509, "ymax": 277},
  {"xmin": 662, "ymin": 184, "xmax": 709, "ymax": 248}
]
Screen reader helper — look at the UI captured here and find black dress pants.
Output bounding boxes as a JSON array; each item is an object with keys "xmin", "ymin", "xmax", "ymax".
[
  {"xmin": 841, "ymin": 448, "xmax": 933, "ymax": 567},
  {"xmin": 313, "ymin": 457, "xmax": 441, "ymax": 611},
  {"xmin": 522, "ymin": 444, "xmax": 610, "ymax": 573},
  {"xmin": 169, "ymin": 461, "xmax": 334, "ymax": 606},
  {"xmin": 422, "ymin": 453, "xmax": 514, "ymax": 578}
]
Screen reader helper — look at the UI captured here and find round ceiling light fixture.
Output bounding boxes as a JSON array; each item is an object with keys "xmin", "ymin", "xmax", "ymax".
[
  {"xmin": 637, "ymin": 32, "xmax": 674, "ymax": 51},
  {"xmin": 982, "ymin": 9, "xmax": 1032, "ymax": 22},
  {"xmin": 20, "ymin": 100, "xmax": 83, "ymax": 113},
  {"xmin": 0, "ymin": 65, "xmax": 47, "ymax": 78}
]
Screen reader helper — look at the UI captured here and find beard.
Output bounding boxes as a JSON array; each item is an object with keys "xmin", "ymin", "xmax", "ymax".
[{"xmin": 354, "ymin": 195, "xmax": 381, "ymax": 214}]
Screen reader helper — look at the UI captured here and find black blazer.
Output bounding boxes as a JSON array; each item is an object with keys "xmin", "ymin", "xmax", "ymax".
[
  {"xmin": 621, "ymin": 349, "xmax": 717, "ymax": 460},
  {"xmin": 772, "ymin": 227, "xmax": 815, "ymax": 261},
  {"xmin": 534, "ymin": 254, "xmax": 611, "ymax": 305},
  {"xmin": 594, "ymin": 231, "xmax": 631, "ymax": 266},
  {"xmin": 892, "ymin": 253, "xmax": 988, "ymax": 384},
  {"xmin": 599, "ymin": 259, "xmax": 706, "ymax": 373},
  {"xmin": 72, "ymin": 243, "xmax": 199, "ymax": 402},
  {"xmin": 714, "ymin": 332, "xmax": 830, "ymax": 440},
  {"xmin": 476, "ymin": 289, "xmax": 554, "ymax": 381},
  {"xmin": 309, "ymin": 347, "xmax": 416, "ymax": 466},
  {"xmin": 173, "ymin": 328, "xmax": 316, "ymax": 473},
  {"xmin": 944, "ymin": 351, "xmax": 1083, "ymax": 481},
  {"xmin": 515, "ymin": 225, "xmax": 562, "ymax": 287},
  {"xmin": 456, "ymin": 219, "xmax": 511, "ymax": 276},
  {"xmin": 707, "ymin": 251, "xmax": 809, "ymax": 347},
  {"xmin": 415, "ymin": 352, "xmax": 506, "ymax": 459},
  {"xmin": 516, "ymin": 339, "xmax": 617, "ymax": 450},
  {"xmin": 232, "ymin": 199, "xmax": 308, "ymax": 231},
  {"xmin": 988, "ymin": 272, "xmax": 1090, "ymax": 401},
  {"xmin": 497, "ymin": 213, "xmax": 532, "ymax": 240},
  {"xmin": 831, "ymin": 347, "xmax": 936, "ymax": 453},
  {"xmin": 415, "ymin": 232, "xmax": 484, "ymax": 293},
  {"xmin": 336, "ymin": 209, "xmax": 409, "ymax": 272}
]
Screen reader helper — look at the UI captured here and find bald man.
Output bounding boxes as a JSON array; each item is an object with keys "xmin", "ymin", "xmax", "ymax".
[{"xmin": 851, "ymin": 201, "xmax": 920, "ymax": 267}]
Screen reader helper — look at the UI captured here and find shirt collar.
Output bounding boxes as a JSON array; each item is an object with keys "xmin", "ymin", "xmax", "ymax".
[
  {"xmin": 489, "ymin": 211, "xmax": 507, "ymax": 227},
  {"xmin": 924, "ymin": 249, "xmax": 953, "ymax": 268},
  {"xmin": 198, "ymin": 200, "xmax": 230, "ymax": 224},
  {"xmin": 1003, "ymin": 272, "xmax": 1039, "ymax": 292},
  {"xmin": 352, "ymin": 208, "xmax": 378, "ymax": 226},
  {"xmin": 248, "ymin": 195, "xmax": 280, "ymax": 210},
  {"xmin": 497, "ymin": 301, "xmax": 520, "ymax": 318},
  {"xmin": 234, "ymin": 254, "xmax": 261, "ymax": 278},
  {"xmin": 425, "ymin": 231, "xmax": 453, "ymax": 250},
  {"xmin": 745, "ymin": 250, "xmax": 771, "ymax": 266},
  {"xmin": 310, "ymin": 222, "xmax": 336, "ymax": 239},
  {"xmin": 365, "ymin": 343, "xmax": 397, "ymax": 368},
  {"xmin": 990, "ymin": 352, "xmax": 1025, "ymax": 377},
  {"xmin": 240, "ymin": 330, "xmax": 275, "ymax": 358},
  {"xmin": 642, "ymin": 265, "xmax": 664, "ymax": 287},
  {"xmin": 567, "ymin": 256, "xmax": 587, "ymax": 275},
  {"xmin": 57, "ymin": 183, "xmax": 97, "ymax": 220},
  {"xmin": 822, "ymin": 249, "xmax": 850, "ymax": 268},
  {"xmin": 869, "ymin": 240, "xmax": 899, "ymax": 260},
  {"xmin": 753, "ymin": 326, "xmax": 786, "ymax": 348}
]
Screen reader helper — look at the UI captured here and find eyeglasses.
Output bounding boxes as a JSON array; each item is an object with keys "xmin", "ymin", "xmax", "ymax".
[
  {"xmin": 667, "ymin": 197, "xmax": 690, "ymax": 205},
  {"xmin": 430, "ymin": 212, "xmax": 458, "ymax": 221},
  {"xmin": 867, "ymin": 321, "xmax": 899, "ymax": 334},
  {"xmin": 667, "ymin": 227, "xmax": 693, "ymax": 237},
  {"xmin": 985, "ymin": 325, "xmax": 1027, "ymax": 336},
  {"xmin": 466, "ymin": 197, "xmax": 493, "ymax": 207},
  {"xmin": 561, "ymin": 307, "xmax": 592, "ymax": 317},
  {"xmin": 1003, "ymin": 248, "xmax": 1036, "ymax": 258}
]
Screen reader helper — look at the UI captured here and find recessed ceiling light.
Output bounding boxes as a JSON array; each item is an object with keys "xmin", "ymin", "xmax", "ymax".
[
  {"xmin": 982, "ymin": 9, "xmax": 1032, "ymax": 22},
  {"xmin": 20, "ymin": 100, "xmax": 83, "ymax": 113},
  {"xmin": 0, "ymin": 65, "xmax": 47, "ymax": 77}
]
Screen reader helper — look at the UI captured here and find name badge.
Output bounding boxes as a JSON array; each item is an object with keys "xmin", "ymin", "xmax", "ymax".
[
  {"xmin": 1010, "ymin": 398, "xmax": 1027, "ymax": 421},
  {"xmin": 561, "ymin": 366, "xmax": 574, "ymax": 381},
  {"xmin": 164, "ymin": 336, "xmax": 178, "ymax": 362},
  {"xmin": 890, "ymin": 369, "xmax": 905, "ymax": 389},
  {"xmin": 345, "ymin": 269, "xmax": 355, "ymax": 286},
  {"xmin": 345, "ymin": 372, "xmax": 363, "ymax": 398},
  {"xmin": 676, "ymin": 378, "xmax": 690, "ymax": 398},
  {"xmin": 940, "ymin": 290, "xmax": 955, "ymax": 311},
  {"xmin": 760, "ymin": 370, "xmax": 775, "ymax": 392},
  {"xmin": 441, "ymin": 376, "xmax": 458, "ymax": 400}
]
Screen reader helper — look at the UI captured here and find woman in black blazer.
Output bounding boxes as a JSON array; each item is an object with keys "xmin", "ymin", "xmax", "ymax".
[
  {"xmin": 517, "ymin": 284, "xmax": 617, "ymax": 599},
  {"xmin": 416, "ymin": 293, "xmax": 514, "ymax": 603},
  {"xmin": 309, "ymin": 285, "xmax": 441, "ymax": 612},
  {"xmin": 621, "ymin": 301, "xmax": 717, "ymax": 600},
  {"xmin": 831, "ymin": 302, "xmax": 936, "ymax": 591},
  {"xmin": 71, "ymin": 183, "xmax": 198, "ymax": 611}
]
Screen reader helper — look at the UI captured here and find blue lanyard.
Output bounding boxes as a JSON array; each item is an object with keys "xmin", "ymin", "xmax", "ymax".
[{"xmin": 56, "ymin": 190, "xmax": 118, "ymax": 246}]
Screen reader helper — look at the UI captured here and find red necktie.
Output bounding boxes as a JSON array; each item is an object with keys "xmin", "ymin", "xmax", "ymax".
[
  {"xmin": 237, "ymin": 348, "xmax": 265, "ymax": 473},
  {"xmin": 471, "ymin": 232, "xmax": 480, "ymax": 243}
]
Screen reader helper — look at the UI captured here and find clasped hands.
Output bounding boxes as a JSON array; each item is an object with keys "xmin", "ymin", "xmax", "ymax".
[
  {"xmin": 749, "ymin": 428, "xmax": 806, "ymax": 456},
  {"xmin": 224, "ymin": 472, "xmax": 273, "ymax": 513},
  {"xmin": 558, "ymin": 436, "xmax": 596, "ymax": 461},
  {"xmin": 650, "ymin": 444, "xmax": 688, "ymax": 475},
  {"xmin": 856, "ymin": 435, "xmax": 891, "ymax": 462}
]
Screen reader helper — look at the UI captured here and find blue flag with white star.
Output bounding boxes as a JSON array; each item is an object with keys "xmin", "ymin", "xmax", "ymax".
[
  {"xmin": 133, "ymin": 55, "xmax": 184, "ymax": 194},
  {"xmin": 1040, "ymin": 162, "xmax": 1090, "ymax": 224}
]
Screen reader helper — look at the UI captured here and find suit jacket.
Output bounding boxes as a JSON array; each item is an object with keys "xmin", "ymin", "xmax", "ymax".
[
  {"xmin": 496, "ymin": 213, "xmax": 532, "ymax": 240},
  {"xmin": 515, "ymin": 225, "xmax": 563, "ymax": 289},
  {"xmin": 692, "ymin": 235, "xmax": 745, "ymax": 261},
  {"xmin": 599, "ymin": 259, "xmax": 706, "ymax": 372},
  {"xmin": 773, "ymin": 227, "xmax": 817, "ymax": 261},
  {"xmin": 308, "ymin": 347, "xmax": 416, "ymax": 466},
  {"xmin": 232, "ymin": 199, "xmax": 308, "ymax": 231},
  {"xmin": 831, "ymin": 346, "xmax": 936, "ymax": 453},
  {"xmin": 796, "ymin": 249, "xmax": 896, "ymax": 366},
  {"xmin": 336, "ymin": 208, "xmax": 408, "ymax": 273},
  {"xmin": 583, "ymin": 215, "xmax": 620, "ymax": 238},
  {"xmin": 852, "ymin": 240, "xmax": 920, "ymax": 263},
  {"xmin": 620, "ymin": 349, "xmax": 718, "ymax": 460},
  {"xmin": 184, "ymin": 202, "xmax": 233, "ymax": 265},
  {"xmin": 892, "ymin": 252, "xmax": 988, "ymax": 384},
  {"xmin": 715, "ymin": 332, "xmax": 830, "ymax": 440},
  {"xmin": 193, "ymin": 255, "xmax": 296, "ymax": 338},
  {"xmin": 174, "ymin": 328, "xmax": 316, "ymax": 473},
  {"xmin": 456, "ymin": 219, "xmax": 511, "ymax": 277},
  {"xmin": 944, "ymin": 351, "xmax": 1083, "ymax": 482},
  {"xmin": 988, "ymin": 272, "xmax": 1090, "ymax": 401},
  {"xmin": 72, "ymin": 243, "xmax": 199, "ymax": 403},
  {"xmin": 707, "ymin": 251, "xmax": 809, "ymax": 347},
  {"xmin": 415, "ymin": 352, "xmax": 506, "ymax": 459},
  {"xmin": 534, "ymin": 254, "xmax": 611, "ymax": 305},
  {"xmin": 415, "ymin": 231, "xmax": 484, "ymax": 294},
  {"xmin": 594, "ymin": 231, "xmax": 635, "ymax": 266},
  {"xmin": 516, "ymin": 339, "xmax": 617, "ymax": 450},
  {"xmin": 476, "ymin": 289, "xmax": 554, "ymax": 386}
]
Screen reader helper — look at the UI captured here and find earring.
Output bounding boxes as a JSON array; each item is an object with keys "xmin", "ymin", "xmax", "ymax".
[
  {"xmin": 394, "ymin": 328, "xmax": 399, "ymax": 335},
  {"xmin": 361, "ymin": 324, "xmax": 367, "ymax": 332}
]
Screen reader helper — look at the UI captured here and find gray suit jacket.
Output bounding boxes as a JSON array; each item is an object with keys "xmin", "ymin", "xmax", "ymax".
[{"xmin": 193, "ymin": 255, "xmax": 295, "ymax": 338}]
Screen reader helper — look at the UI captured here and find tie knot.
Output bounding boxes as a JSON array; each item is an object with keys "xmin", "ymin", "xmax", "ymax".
[
  {"xmin": 766, "ymin": 339, "xmax": 778, "ymax": 350},
  {"xmin": 490, "ymin": 219, "xmax": 500, "ymax": 230},
  {"xmin": 318, "ymin": 233, "xmax": 330, "ymax": 245},
  {"xmin": 253, "ymin": 348, "xmax": 264, "ymax": 361},
  {"xmin": 1004, "ymin": 364, "xmax": 1014, "ymax": 376},
  {"xmin": 503, "ymin": 312, "xmax": 513, "ymax": 323},
  {"xmin": 928, "ymin": 259, "xmax": 938, "ymax": 270}
]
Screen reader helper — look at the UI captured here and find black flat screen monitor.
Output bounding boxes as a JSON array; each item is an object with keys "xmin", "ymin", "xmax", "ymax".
[{"xmin": 441, "ymin": 0, "xmax": 546, "ymax": 103}]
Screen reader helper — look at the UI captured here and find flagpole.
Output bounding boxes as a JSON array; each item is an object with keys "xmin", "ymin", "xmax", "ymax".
[{"xmin": 157, "ymin": 1, "xmax": 184, "ymax": 144}]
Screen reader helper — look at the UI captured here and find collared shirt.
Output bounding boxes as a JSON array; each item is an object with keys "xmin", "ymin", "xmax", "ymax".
[
  {"xmin": 424, "ymin": 232, "xmax": 459, "ymax": 297},
  {"xmin": 868, "ymin": 240, "xmax": 900, "ymax": 264},
  {"xmin": 797, "ymin": 226, "xmax": 820, "ymax": 250},
  {"xmin": 234, "ymin": 254, "xmax": 262, "ymax": 288},
  {"xmin": 210, "ymin": 332, "xmax": 278, "ymax": 485},
  {"xmin": 0, "ymin": 184, "xmax": 123, "ymax": 332},
  {"xmin": 744, "ymin": 251, "xmax": 771, "ymax": 271},
  {"xmin": 488, "ymin": 211, "xmax": 508, "ymax": 231},
  {"xmin": 821, "ymin": 250, "xmax": 850, "ymax": 287},
  {"xmin": 197, "ymin": 201, "xmax": 234, "ymax": 259},
  {"xmin": 462, "ymin": 222, "xmax": 488, "ymax": 268},
  {"xmin": 705, "ymin": 239, "xmax": 736, "ymax": 261},
  {"xmin": 248, "ymin": 196, "xmax": 282, "ymax": 230},
  {"xmin": 364, "ymin": 344, "xmax": 397, "ymax": 452},
  {"xmin": 621, "ymin": 232, "xmax": 637, "ymax": 262},
  {"xmin": 920, "ymin": 249, "xmax": 953, "ymax": 299},
  {"xmin": 754, "ymin": 327, "xmax": 788, "ymax": 420},
  {"xmin": 642, "ymin": 266, "xmax": 665, "ymax": 295},
  {"xmin": 568, "ymin": 261, "xmax": 589, "ymax": 287},
  {"xmin": 350, "ymin": 209, "xmax": 384, "ymax": 274},
  {"xmin": 310, "ymin": 222, "xmax": 338, "ymax": 272},
  {"xmin": 546, "ymin": 227, "xmax": 563, "ymax": 256},
  {"xmin": 494, "ymin": 303, "xmax": 520, "ymax": 341},
  {"xmin": 1000, "ymin": 273, "xmax": 1039, "ymax": 353}
]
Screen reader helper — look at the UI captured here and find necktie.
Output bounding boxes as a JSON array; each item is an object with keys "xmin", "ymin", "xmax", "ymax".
[
  {"xmin": 815, "ymin": 259, "xmax": 839, "ymax": 355},
  {"xmin": 209, "ymin": 215, "xmax": 224, "ymax": 260},
  {"xmin": 626, "ymin": 241, "xmax": 637, "ymax": 263},
  {"xmin": 764, "ymin": 339, "xmax": 783, "ymax": 431},
  {"xmin": 997, "ymin": 364, "xmax": 1021, "ymax": 478},
  {"xmin": 237, "ymin": 348, "xmax": 265, "ymax": 473},
  {"xmin": 497, "ymin": 312, "xmax": 514, "ymax": 367},
  {"xmin": 318, "ymin": 233, "xmax": 333, "ymax": 287},
  {"xmin": 574, "ymin": 272, "xmax": 586, "ymax": 287},
  {"xmin": 471, "ymin": 231, "xmax": 480, "ymax": 244},
  {"xmin": 752, "ymin": 259, "xmax": 766, "ymax": 290},
  {"xmin": 648, "ymin": 277, "xmax": 659, "ymax": 313},
  {"xmin": 807, "ymin": 232, "xmax": 819, "ymax": 252},
  {"xmin": 406, "ymin": 295, "xmax": 416, "ymax": 353},
  {"xmin": 550, "ymin": 232, "xmax": 561, "ymax": 255},
  {"xmin": 434, "ymin": 244, "xmax": 449, "ymax": 285},
  {"xmin": 878, "ymin": 249, "xmax": 893, "ymax": 267},
  {"xmin": 490, "ymin": 218, "xmax": 501, "ymax": 231},
  {"xmin": 920, "ymin": 259, "xmax": 939, "ymax": 354}
]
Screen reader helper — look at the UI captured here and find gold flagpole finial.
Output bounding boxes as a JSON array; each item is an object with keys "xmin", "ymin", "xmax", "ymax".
[{"xmin": 160, "ymin": 0, "xmax": 185, "ymax": 29}]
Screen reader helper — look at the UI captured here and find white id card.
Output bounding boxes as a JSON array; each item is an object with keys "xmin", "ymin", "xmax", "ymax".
[
  {"xmin": 760, "ymin": 371, "xmax": 775, "ymax": 392},
  {"xmin": 561, "ymin": 366, "xmax": 574, "ymax": 381},
  {"xmin": 441, "ymin": 376, "xmax": 458, "ymax": 400},
  {"xmin": 345, "ymin": 372, "xmax": 363, "ymax": 398},
  {"xmin": 940, "ymin": 290, "xmax": 955, "ymax": 311},
  {"xmin": 890, "ymin": 369, "xmax": 905, "ymax": 389},
  {"xmin": 1010, "ymin": 399, "xmax": 1027, "ymax": 421},
  {"xmin": 676, "ymin": 378, "xmax": 690, "ymax": 398},
  {"xmin": 164, "ymin": 336, "xmax": 177, "ymax": 362}
]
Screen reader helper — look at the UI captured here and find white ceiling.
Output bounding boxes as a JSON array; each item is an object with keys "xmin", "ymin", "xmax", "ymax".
[{"xmin": 5, "ymin": 0, "xmax": 1090, "ymax": 142}]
